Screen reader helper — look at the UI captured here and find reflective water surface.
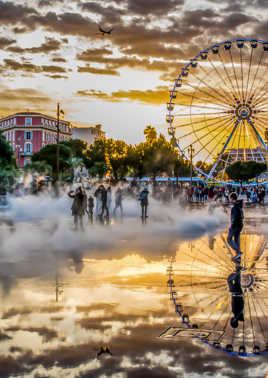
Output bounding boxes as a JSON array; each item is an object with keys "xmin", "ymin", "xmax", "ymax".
[{"xmin": 0, "ymin": 207, "xmax": 268, "ymax": 377}]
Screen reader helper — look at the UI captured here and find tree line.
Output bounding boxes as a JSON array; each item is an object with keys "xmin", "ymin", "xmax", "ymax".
[
  {"xmin": 0, "ymin": 126, "xmax": 267, "ymax": 185},
  {"xmin": 31, "ymin": 125, "xmax": 192, "ymax": 181}
]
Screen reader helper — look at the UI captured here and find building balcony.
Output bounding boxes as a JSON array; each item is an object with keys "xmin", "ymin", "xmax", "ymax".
[{"xmin": 21, "ymin": 151, "xmax": 33, "ymax": 156}]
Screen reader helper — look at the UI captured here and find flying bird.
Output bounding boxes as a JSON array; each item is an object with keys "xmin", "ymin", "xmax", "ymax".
[
  {"xmin": 96, "ymin": 345, "xmax": 113, "ymax": 358},
  {"xmin": 98, "ymin": 25, "xmax": 114, "ymax": 35}
]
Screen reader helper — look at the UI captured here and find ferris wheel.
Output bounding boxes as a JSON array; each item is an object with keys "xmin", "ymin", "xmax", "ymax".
[
  {"xmin": 167, "ymin": 38, "xmax": 268, "ymax": 179},
  {"xmin": 165, "ymin": 233, "xmax": 268, "ymax": 356}
]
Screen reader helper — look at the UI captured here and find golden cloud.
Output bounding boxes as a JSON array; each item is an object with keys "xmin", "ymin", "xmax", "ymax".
[{"xmin": 76, "ymin": 87, "xmax": 169, "ymax": 105}]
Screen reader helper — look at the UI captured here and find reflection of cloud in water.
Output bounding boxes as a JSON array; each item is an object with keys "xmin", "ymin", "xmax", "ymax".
[{"xmin": 0, "ymin": 253, "xmax": 266, "ymax": 377}]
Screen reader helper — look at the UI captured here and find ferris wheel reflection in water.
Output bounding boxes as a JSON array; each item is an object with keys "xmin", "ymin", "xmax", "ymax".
[{"xmin": 162, "ymin": 232, "xmax": 268, "ymax": 357}]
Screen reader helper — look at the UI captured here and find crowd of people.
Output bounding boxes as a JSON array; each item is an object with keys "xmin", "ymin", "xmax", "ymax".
[
  {"xmin": 67, "ymin": 183, "xmax": 150, "ymax": 230},
  {"xmin": 187, "ymin": 184, "xmax": 267, "ymax": 204}
]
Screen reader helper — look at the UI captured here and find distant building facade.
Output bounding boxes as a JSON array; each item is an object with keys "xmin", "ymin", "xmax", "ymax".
[
  {"xmin": 226, "ymin": 147, "xmax": 266, "ymax": 163},
  {"xmin": 71, "ymin": 124, "xmax": 105, "ymax": 145},
  {"xmin": 0, "ymin": 112, "xmax": 72, "ymax": 168}
]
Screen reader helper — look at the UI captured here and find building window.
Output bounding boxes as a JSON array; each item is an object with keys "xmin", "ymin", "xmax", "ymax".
[
  {"xmin": 25, "ymin": 131, "xmax": 32, "ymax": 140},
  {"xmin": 25, "ymin": 118, "xmax": 32, "ymax": 126},
  {"xmin": 24, "ymin": 143, "xmax": 32, "ymax": 154}
]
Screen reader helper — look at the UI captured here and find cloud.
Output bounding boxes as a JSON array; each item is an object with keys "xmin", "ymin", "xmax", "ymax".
[
  {"xmin": 127, "ymin": 0, "xmax": 184, "ymax": 16},
  {"xmin": 0, "ymin": 59, "xmax": 67, "ymax": 75},
  {"xmin": 0, "ymin": 37, "xmax": 15, "ymax": 49},
  {"xmin": 2, "ymin": 307, "xmax": 32, "ymax": 319},
  {"xmin": 0, "ymin": 87, "xmax": 54, "ymax": 118},
  {"xmin": 0, "ymin": 1, "xmax": 37, "ymax": 24},
  {"xmin": 6, "ymin": 327, "xmax": 58, "ymax": 343},
  {"xmin": 79, "ymin": 1, "xmax": 126, "ymax": 24},
  {"xmin": 38, "ymin": 0, "xmax": 59, "ymax": 6},
  {"xmin": 76, "ymin": 47, "xmax": 182, "ymax": 73},
  {"xmin": 25, "ymin": 11, "xmax": 97, "ymax": 37},
  {"xmin": 0, "ymin": 88, "xmax": 52, "ymax": 104},
  {"xmin": 0, "ymin": 331, "xmax": 12, "ymax": 342},
  {"xmin": 77, "ymin": 65, "xmax": 119, "ymax": 75},
  {"xmin": 76, "ymin": 87, "xmax": 169, "ymax": 105},
  {"xmin": 254, "ymin": 20, "xmax": 268, "ymax": 40},
  {"xmin": 45, "ymin": 74, "xmax": 68, "ymax": 79},
  {"xmin": 12, "ymin": 27, "xmax": 28, "ymax": 34},
  {"xmin": 7, "ymin": 37, "xmax": 61, "ymax": 54},
  {"xmin": 52, "ymin": 57, "xmax": 67, "ymax": 62}
]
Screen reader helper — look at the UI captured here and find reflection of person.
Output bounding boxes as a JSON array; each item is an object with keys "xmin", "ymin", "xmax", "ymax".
[
  {"xmin": 138, "ymin": 186, "xmax": 149, "ymax": 218},
  {"xmin": 68, "ymin": 186, "xmax": 87, "ymax": 231},
  {"xmin": 227, "ymin": 267, "xmax": 244, "ymax": 328},
  {"xmin": 227, "ymin": 192, "xmax": 243, "ymax": 261}
]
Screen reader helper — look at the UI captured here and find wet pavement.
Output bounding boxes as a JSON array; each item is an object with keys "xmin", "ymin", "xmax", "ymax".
[{"xmin": 0, "ymin": 206, "xmax": 268, "ymax": 377}]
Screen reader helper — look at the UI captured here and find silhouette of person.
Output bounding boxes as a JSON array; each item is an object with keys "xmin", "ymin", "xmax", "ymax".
[
  {"xmin": 138, "ymin": 186, "xmax": 149, "ymax": 219},
  {"xmin": 227, "ymin": 267, "xmax": 244, "ymax": 328},
  {"xmin": 227, "ymin": 192, "xmax": 244, "ymax": 262}
]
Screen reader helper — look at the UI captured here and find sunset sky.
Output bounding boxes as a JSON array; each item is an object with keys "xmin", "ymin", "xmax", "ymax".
[{"xmin": 1, "ymin": 0, "xmax": 268, "ymax": 143}]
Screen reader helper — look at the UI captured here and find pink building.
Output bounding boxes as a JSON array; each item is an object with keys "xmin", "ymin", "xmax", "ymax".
[{"xmin": 0, "ymin": 112, "xmax": 72, "ymax": 168}]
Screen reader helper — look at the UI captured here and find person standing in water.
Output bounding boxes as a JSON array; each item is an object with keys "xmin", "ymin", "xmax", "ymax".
[
  {"xmin": 87, "ymin": 195, "xmax": 94, "ymax": 224},
  {"xmin": 113, "ymin": 187, "xmax": 123, "ymax": 217},
  {"xmin": 68, "ymin": 186, "xmax": 87, "ymax": 231},
  {"xmin": 227, "ymin": 192, "xmax": 244, "ymax": 262},
  {"xmin": 138, "ymin": 186, "xmax": 149, "ymax": 219}
]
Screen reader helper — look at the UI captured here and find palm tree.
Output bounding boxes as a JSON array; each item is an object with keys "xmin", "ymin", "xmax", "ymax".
[{"xmin": 144, "ymin": 125, "xmax": 157, "ymax": 142}]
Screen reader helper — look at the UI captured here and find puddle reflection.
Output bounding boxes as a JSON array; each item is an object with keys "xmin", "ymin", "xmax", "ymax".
[
  {"xmin": 0, "ymin": 225, "xmax": 268, "ymax": 376},
  {"xmin": 167, "ymin": 232, "xmax": 268, "ymax": 357}
]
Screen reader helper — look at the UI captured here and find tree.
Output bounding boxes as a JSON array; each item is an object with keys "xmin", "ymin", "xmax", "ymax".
[
  {"xmin": 226, "ymin": 161, "xmax": 266, "ymax": 183},
  {"xmin": 0, "ymin": 131, "xmax": 17, "ymax": 193},
  {"xmin": 32, "ymin": 144, "xmax": 72, "ymax": 178},
  {"xmin": 84, "ymin": 138, "xmax": 131, "ymax": 180},
  {"xmin": 174, "ymin": 158, "xmax": 191, "ymax": 177},
  {"xmin": 60, "ymin": 139, "xmax": 88, "ymax": 160},
  {"xmin": 140, "ymin": 132, "xmax": 178, "ymax": 178},
  {"xmin": 144, "ymin": 125, "xmax": 157, "ymax": 142},
  {"xmin": 83, "ymin": 138, "xmax": 108, "ymax": 178},
  {"xmin": 0, "ymin": 130, "xmax": 15, "ymax": 168}
]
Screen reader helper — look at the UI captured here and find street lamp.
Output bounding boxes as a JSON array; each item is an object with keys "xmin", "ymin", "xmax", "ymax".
[
  {"xmin": 56, "ymin": 102, "xmax": 64, "ymax": 182},
  {"xmin": 188, "ymin": 144, "xmax": 195, "ymax": 186}
]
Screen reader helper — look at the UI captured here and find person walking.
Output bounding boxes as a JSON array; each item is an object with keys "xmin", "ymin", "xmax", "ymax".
[
  {"xmin": 138, "ymin": 186, "xmax": 149, "ymax": 219},
  {"xmin": 113, "ymin": 187, "xmax": 123, "ymax": 216},
  {"xmin": 68, "ymin": 186, "xmax": 87, "ymax": 231},
  {"xmin": 227, "ymin": 192, "xmax": 243, "ymax": 261}
]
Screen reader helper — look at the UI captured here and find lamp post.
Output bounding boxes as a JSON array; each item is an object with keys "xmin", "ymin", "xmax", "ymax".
[
  {"xmin": 56, "ymin": 102, "xmax": 64, "ymax": 182},
  {"xmin": 188, "ymin": 144, "xmax": 195, "ymax": 187}
]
